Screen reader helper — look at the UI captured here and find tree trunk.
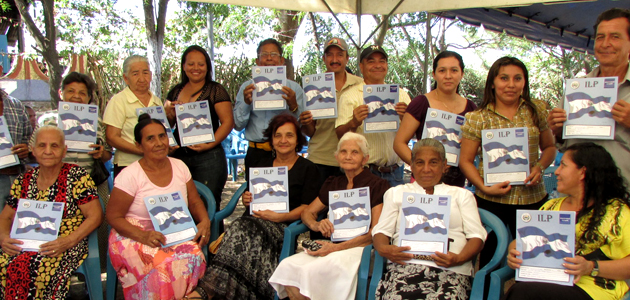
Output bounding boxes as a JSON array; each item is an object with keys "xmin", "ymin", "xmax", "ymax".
[
  {"xmin": 15, "ymin": 0, "xmax": 62, "ymax": 109},
  {"xmin": 422, "ymin": 15, "xmax": 432, "ymax": 93},
  {"xmin": 374, "ymin": 15, "xmax": 390, "ymax": 46},
  {"xmin": 274, "ymin": 10, "xmax": 302, "ymax": 81},
  {"xmin": 143, "ymin": 0, "xmax": 168, "ymax": 98}
]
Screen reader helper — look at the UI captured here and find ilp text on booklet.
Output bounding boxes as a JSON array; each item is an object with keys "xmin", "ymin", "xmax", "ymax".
[
  {"xmin": 363, "ymin": 84, "xmax": 399, "ymax": 133},
  {"xmin": 482, "ymin": 127, "xmax": 529, "ymax": 186},
  {"xmin": 57, "ymin": 102, "xmax": 98, "ymax": 152},
  {"xmin": 144, "ymin": 191, "xmax": 197, "ymax": 247},
  {"xmin": 10, "ymin": 199, "xmax": 65, "ymax": 252},
  {"xmin": 252, "ymin": 66, "xmax": 287, "ymax": 110},
  {"xmin": 516, "ymin": 210, "xmax": 576, "ymax": 286},
  {"xmin": 421, "ymin": 108, "xmax": 466, "ymax": 167},
  {"xmin": 303, "ymin": 72, "xmax": 337, "ymax": 119},
  {"xmin": 328, "ymin": 187, "xmax": 371, "ymax": 242},
  {"xmin": 175, "ymin": 100, "xmax": 215, "ymax": 146},
  {"xmin": 398, "ymin": 193, "xmax": 451, "ymax": 266},
  {"xmin": 249, "ymin": 166, "xmax": 289, "ymax": 214}
]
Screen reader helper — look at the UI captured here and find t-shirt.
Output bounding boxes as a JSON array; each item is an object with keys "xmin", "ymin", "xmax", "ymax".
[
  {"xmin": 246, "ymin": 156, "xmax": 321, "ymax": 223},
  {"xmin": 406, "ymin": 94, "xmax": 477, "ymax": 187},
  {"xmin": 541, "ymin": 197, "xmax": 630, "ymax": 300},
  {"xmin": 114, "ymin": 157, "xmax": 191, "ymax": 221},
  {"xmin": 318, "ymin": 168, "xmax": 389, "ymax": 209},
  {"xmin": 103, "ymin": 87, "xmax": 163, "ymax": 166}
]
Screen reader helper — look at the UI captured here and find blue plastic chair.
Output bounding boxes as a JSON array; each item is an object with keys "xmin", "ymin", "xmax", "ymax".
[
  {"xmin": 106, "ymin": 181, "xmax": 245, "ymax": 300},
  {"xmin": 367, "ymin": 208, "xmax": 508, "ymax": 300},
  {"xmin": 274, "ymin": 218, "xmax": 372, "ymax": 300},
  {"xmin": 73, "ymin": 196, "xmax": 105, "ymax": 300}
]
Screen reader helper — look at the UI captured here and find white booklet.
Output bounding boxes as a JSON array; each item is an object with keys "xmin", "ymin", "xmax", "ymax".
[
  {"xmin": 516, "ymin": 210, "xmax": 576, "ymax": 286},
  {"xmin": 10, "ymin": 199, "xmax": 65, "ymax": 252},
  {"xmin": 363, "ymin": 84, "xmax": 399, "ymax": 133},
  {"xmin": 0, "ymin": 116, "xmax": 19, "ymax": 169},
  {"xmin": 57, "ymin": 102, "xmax": 99, "ymax": 152},
  {"xmin": 482, "ymin": 127, "xmax": 529, "ymax": 186},
  {"xmin": 398, "ymin": 193, "xmax": 451, "ymax": 266},
  {"xmin": 421, "ymin": 108, "xmax": 466, "ymax": 166},
  {"xmin": 252, "ymin": 66, "xmax": 287, "ymax": 110},
  {"xmin": 249, "ymin": 166, "xmax": 289, "ymax": 213},
  {"xmin": 175, "ymin": 100, "xmax": 215, "ymax": 146},
  {"xmin": 144, "ymin": 191, "xmax": 197, "ymax": 247},
  {"xmin": 562, "ymin": 77, "xmax": 617, "ymax": 140},
  {"xmin": 136, "ymin": 106, "xmax": 177, "ymax": 146},
  {"xmin": 328, "ymin": 187, "xmax": 371, "ymax": 242},
  {"xmin": 303, "ymin": 72, "xmax": 337, "ymax": 119}
]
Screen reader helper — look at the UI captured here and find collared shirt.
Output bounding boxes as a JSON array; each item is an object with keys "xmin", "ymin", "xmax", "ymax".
[
  {"xmin": 558, "ymin": 65, "xmax": 630, "ymax": 189},
  {"xmin": 372, "ymin": 182, "xmax": 487, "ymax": 276},
  {"xmin": 1, "ymin": 95, "xmax": 32, "ymax": 169},
  {"xmin": 233, "ymin": 79, "xmax": 305, "ymax": 143},
  {"xmin": 461, "ymin": 98, "xmax": 549, "ymax": 205},
  {"xmin": 335, "ymin": 83, "xmax": 412, "ymax": 167},
  {"xmin": 103, "ymin": 87, "xmax": 163, "ymax": 166},
  {"xmin": 31, "ymin": 112, "xmax": 112, "ymax": 174},
  {"xmin": 307, "ymin": 72, "xmax": 363, "ymax": 166}
]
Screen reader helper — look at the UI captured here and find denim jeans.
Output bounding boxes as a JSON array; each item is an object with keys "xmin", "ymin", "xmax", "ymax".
[
  {"xmin": 0, "ymin": 174, "xmax": 18, "ymax": 209},
  {"xmin": 370, "ymin": 164, "xmax": 405, "ymax": 187},
  {"xmin": 173, "ymin": 146, "xmax": 227, "ymax": 208}
]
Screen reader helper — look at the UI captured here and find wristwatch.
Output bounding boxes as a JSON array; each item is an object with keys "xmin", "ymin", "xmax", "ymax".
[{"xmin": 590, "ymin": 260, "xmax": 600, "ymax": 277}]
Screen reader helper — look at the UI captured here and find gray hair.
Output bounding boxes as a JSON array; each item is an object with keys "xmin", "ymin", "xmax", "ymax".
[
  {"xmin": 411, "ymin": 138, "xmax": 446, "ymax": 162},
  {"xmin": 123, "ymin": 55, "xmax": 150, "ymax": 76},
  {"xmin": 31, "ymin": 125, "xmax": 65, "ymax": 148},
  {"xmin": 335, "ymin": 132, "xmax": 369, "ymax": 156}
]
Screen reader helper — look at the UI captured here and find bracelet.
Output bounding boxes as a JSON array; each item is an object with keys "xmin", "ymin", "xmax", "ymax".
[
  {"xmin": 534, "ymin": 161, "xmax": 546, "ymax": 173},
  {"xmin": 290, "ymin": 105, "xmax": 298, "ymax": 113}
]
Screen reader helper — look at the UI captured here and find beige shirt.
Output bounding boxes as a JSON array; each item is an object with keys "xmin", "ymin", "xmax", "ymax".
[
  {"xmin": 307, "ymin": 72, "xmax": 363, "ymax": 166},
  {"xmin": 103, "ymin": 87, "xmax": 163, "ymax": 166},
  {"xmin": 336, "ymin": 83, "xmax": 412, "ymax": 167}
]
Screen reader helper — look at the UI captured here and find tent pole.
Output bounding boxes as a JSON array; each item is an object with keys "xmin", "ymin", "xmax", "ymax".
[
  {"xmin": 206, "ymin": 6, "xmax": 216, "ymax": 81},
  {"xmin": 356, "ymin": 0, "xmax": 361, "ymax": 75},
  {"xmin": 320, "ymin": 0, "xmax": 358, "ymax": 49}
]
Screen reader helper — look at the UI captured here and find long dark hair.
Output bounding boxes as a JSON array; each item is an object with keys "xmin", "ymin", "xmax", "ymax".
[
  {"xmin": 175, "ymin": 45, "xmax": 214, "ymax": 96},
  {"xmin": 479, "ymin": 56, "xmax": 540, "ymax": 127},
  {"xmin": 431, "ymin": 50, "xmax": 465, "ymax": 92},
  {"xmin": 566, "ymin": 142, "xmax": 630, "ymax": 249}
]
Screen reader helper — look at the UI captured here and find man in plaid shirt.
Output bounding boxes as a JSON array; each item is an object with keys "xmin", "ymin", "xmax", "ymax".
[{"xmin": 0, "ymin": 89, "xmax": 32, "ymax": 209}]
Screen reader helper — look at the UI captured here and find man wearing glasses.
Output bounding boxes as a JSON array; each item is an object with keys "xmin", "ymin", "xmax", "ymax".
[{"xmin": 233, "ymin": 38, "xmax": 305, "ymax": 180}]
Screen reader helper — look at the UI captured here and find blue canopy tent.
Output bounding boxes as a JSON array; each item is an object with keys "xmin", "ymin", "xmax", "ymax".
[{"xmin": 435, "ymin": 0, "xmax": 626, "ymax": 55}]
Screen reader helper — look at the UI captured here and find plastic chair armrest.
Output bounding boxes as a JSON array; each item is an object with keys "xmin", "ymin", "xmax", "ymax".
[
  {"xmin": 356, "ymin": 245, "xmax": 373, "ymax": 300},
  {"xmin": 488, "ymin": 265, "xmax": 515, "ymax": 300}
]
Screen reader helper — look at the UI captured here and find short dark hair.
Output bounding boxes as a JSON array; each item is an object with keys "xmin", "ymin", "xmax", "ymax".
[
  {"xmin": 594, "ymin": 8, "xmax": 630, "ymax": 37},
  {"xmin": 431, "ymin": 50, "xmax": 465, "ymax": 91},
  {"xmin": 257, "ymin": 38, "xmax": 283, "ymax": 57},
  {"xmin": 180, "ymin": 45, "xmax": 214, "ymax": 85},
  {"xmin": 61, "ymin": 72, "xmax": 96, "ymax": 103},
  {"xmin": 134, "ymin": 113, "xmax": 166, "ymax": 144},
  {"xmin": 263, "ymin": 113, "xmax": 306, "ymax": 152}
]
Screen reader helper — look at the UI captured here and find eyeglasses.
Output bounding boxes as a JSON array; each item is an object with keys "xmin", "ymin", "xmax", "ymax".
[{"xmin": 259, "ymin": 52, "xmax": 280, "ymax": 58}]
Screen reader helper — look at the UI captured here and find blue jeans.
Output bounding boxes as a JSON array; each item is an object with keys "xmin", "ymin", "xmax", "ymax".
[
  {"xmin": 173, "ymin": 146, "xmax": 227, "ymax": 208},
  {"xmin": 370, "ymin": 165, "xmax": 405, "ymax": 187},
  {"xmin": 0, "ymin": 174, "xmax": 18, "ymax": 210}
]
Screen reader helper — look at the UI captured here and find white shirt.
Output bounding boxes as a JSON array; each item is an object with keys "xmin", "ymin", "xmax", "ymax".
[{"xmin": 372, "ymin": 182, "xmax": 487, "ymax": 275}]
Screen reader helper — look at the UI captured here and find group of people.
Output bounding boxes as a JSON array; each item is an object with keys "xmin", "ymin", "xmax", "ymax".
[{"xmin": 0, "ymin": 6, "xmax": 628, "ymax": 300}]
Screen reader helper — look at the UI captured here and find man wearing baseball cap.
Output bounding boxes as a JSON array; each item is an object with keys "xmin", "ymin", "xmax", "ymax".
[
  {"xmin": 335, "ymin": 45, "xmax": 411, "ymax": 187},
  {"xmin": 299, "ymin": 37, "xmax": 364, "ymax": 186}
]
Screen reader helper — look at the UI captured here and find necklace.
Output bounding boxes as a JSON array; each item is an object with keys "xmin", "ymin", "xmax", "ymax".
[{"xmin": 436, "ymin": 90, "xmax": 454, "ymax": 113}]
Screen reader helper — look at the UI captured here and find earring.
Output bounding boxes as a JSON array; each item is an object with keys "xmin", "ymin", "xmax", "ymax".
[{"xmin": 272, "ymin": 149, "xmax": 276, "ymax": 158}]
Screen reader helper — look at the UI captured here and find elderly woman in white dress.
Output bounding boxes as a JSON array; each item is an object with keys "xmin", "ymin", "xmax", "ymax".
[
  {"xmin": 372, "ymin": 138, "xmax": 487, "ymax": 300},
  {"xmin": 269, "ymin": 132, "xmax": 390, "ymax": 300}
]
